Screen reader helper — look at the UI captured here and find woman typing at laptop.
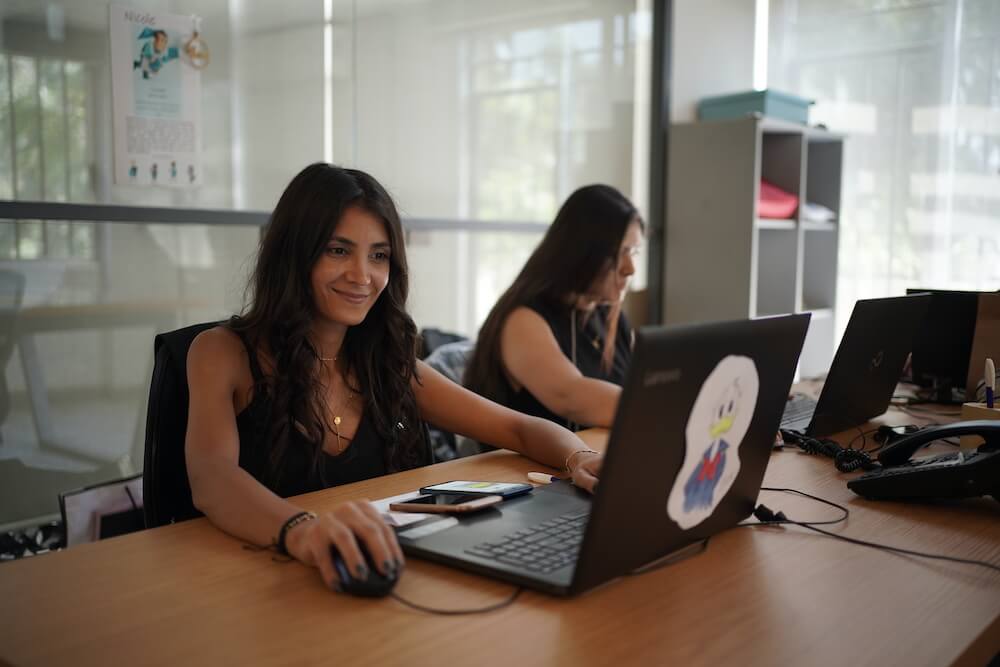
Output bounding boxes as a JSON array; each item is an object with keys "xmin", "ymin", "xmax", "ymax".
[
  {"xmin": 184, "ymin": 164, "xmax": 601, "ymax": 593},
  {"xmin": 465, "ymin": 185, "xmax": 644, "ymax": 432}
]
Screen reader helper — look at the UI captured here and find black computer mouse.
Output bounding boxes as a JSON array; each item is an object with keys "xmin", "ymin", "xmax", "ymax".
[{"xmin": 330, "ymin": 545, "xmax": 398, "ymax": 598}]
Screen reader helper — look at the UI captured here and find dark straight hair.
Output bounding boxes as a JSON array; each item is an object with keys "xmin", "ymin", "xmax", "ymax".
[
  {"xmin": 464, "ymin": 184, "xmax": 642, "ymax": 406},
  {"xmin": 230, "ymin": 163, "xmax": 427, "ymax": 488}
]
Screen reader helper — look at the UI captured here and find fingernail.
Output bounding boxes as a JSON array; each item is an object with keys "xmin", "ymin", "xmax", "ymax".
[
  {"xmin": 383, "ymin": 560, "xmax": 395, "ymax": 575},
  {"xmin": 333, "ymin": 581, "xmax": 343, "ymax": 593},
  {"xmin": 355, "ymin": 563, "xmax": 369, "ymax": 578},
  {"xmin": 395, "ymin": 558, "xmax": 405, "ymax": 571}
]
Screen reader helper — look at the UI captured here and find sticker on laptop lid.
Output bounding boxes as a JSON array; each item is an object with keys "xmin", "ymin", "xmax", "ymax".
[{"xmin": 667, "ymin": 355, "xmax": 759, "ymax": 529}]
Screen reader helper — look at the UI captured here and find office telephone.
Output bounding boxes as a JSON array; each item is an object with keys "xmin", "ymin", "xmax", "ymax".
[{"xmin": 847, "ymin": 420, "xmax": 1000, "ymax": 501}]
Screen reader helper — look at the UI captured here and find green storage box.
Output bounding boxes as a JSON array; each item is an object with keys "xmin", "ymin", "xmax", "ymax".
[{"xmin": 697, "ymin": 89, "xmax": 813, "ymax": 125}]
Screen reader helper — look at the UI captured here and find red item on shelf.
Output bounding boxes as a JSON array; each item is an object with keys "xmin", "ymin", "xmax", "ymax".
[{"xmin": 758, "ymin": 180, "xmax": 798, "ymax": 219}]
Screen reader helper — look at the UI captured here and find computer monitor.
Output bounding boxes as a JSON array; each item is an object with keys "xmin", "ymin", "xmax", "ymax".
[{"xmin": 905, "ymin": 288, "xmax": 981, "ymax": 401}]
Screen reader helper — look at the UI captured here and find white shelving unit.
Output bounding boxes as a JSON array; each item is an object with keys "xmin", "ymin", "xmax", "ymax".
[{"xmin": 663, "ymin": 115, "xmax": 843, "ymax": 377}]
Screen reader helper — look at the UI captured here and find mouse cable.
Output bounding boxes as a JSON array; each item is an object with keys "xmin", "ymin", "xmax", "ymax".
[
  {"xmin": 243, "ymin": 542, "xmax": 524, "ymax": 616},
  {"xmin": 241, "ymin": 541, "xmax": 524, "ymax": 614},
  {"xmin": 389, "ymin": 587, "xmax": 522, "ymax": 615},
  {"xmin": 745, "ymin": 487, "xmax": 1000, "ymax": 574}
]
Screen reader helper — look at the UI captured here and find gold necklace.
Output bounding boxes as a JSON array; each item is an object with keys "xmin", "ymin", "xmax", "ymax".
[
  {"xmin": 574, "ymin": 308, "xmax": 602, "ymax": 350},
  {"xmin": 330, "ymin": 389, "xmax": 354, "ymax": 454},
  {"xmin": 319, "ymin": 351, "xmax": 351, "ymax": 452}
]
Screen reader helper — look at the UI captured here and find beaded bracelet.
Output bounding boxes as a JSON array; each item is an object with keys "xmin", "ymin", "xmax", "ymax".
[
  {"xmin": 564, "ymin": 448, "xmax": 598, "ymax": 473},
  {"xmin": 276, "ymin": 510, "xmax": 317, "ymax": 556}
]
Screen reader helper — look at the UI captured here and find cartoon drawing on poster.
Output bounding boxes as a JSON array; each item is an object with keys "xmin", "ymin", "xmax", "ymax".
[
  {"xmin": 132, "ymin": 27, "xmax": 179, "ymax": 80},
  {"xmin": 109, "ymin": 6, "xmax": 205, "ymax": 188},
  {"xmin": 666, "ymin": 355, "xmax": 759, "ymax": 529}
]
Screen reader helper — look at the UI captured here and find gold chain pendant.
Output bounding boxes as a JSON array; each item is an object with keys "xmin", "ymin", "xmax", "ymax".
[{"xmin": 332, "ymin": 415, "xmax": 343, "ymax": 452}]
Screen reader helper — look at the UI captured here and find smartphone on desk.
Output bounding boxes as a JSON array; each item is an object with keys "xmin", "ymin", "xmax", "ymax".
[
  {"xmin": 419, "ymin": 481, "xmax": 533, "ymax": 499},
  {"xmin": 389, "ymin": 493, "xmax": 502, "ymax": 514}
]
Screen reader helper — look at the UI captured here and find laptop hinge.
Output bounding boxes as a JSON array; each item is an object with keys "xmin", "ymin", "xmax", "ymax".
[{"xmin": 629, "ymin": 538, "xmax": 710, "ymax": 575}]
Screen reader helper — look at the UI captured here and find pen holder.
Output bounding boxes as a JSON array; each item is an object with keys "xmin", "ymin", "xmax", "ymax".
[{"xmin": 959, "ymin": 402, "xmax": 1000, "ymax": 450}]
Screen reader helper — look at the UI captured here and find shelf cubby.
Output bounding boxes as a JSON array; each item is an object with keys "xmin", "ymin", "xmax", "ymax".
[{"xmin": 665, "ymin": 115, "xmax": 844, "ymax": 374}]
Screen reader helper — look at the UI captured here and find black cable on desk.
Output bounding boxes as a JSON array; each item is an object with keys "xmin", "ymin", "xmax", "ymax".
[
  {"xmin": 390, "ymin": 587, "xmax": 522, "ymax": 615},
  {"xmin": 744, "ymin": 488, "xmax": 1000, "ymax": 574},
  {"xmin": 738, "ymin": 486, "xmax": 849, "ymax": 526},
  {"xmin": 242, "ymin": 540, "xmax": 524, "ymax": 615},
  {"xmin": 779, "ymin": 429, "xmax": 878, "ymax": 473},
  {"xmin": 788, "ymin": 521, "xmax": 1000, "ymax": 573}
]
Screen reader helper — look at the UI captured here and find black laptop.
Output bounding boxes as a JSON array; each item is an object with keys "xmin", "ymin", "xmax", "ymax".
[
  {"xmin": 398, "ymin": 314, "xmax": 809, "ymax": 596},
  {"xmin": 780, "ymin": 295, "xmax": 931, "ymax": 437}
]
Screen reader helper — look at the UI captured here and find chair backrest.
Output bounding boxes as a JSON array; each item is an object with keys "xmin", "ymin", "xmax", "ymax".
[
  {"xmin": 418, "ymin": 327, "xmax": 467, "ymax": 360},
  {"xmin": 423, "ymin": 338, "xmax": 474, "ymax": 384},
  {"xmin": 422, "ymin": 339, "xmax": 476, "ymax": 460},
  {"xmin": 143, "ymin": 321, "xmax": 220, "ymax": 528}
]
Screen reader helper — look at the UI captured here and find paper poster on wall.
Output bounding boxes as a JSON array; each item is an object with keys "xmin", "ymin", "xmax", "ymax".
[{"xmin": 109, "ymin": 5, "xmax": 207, "ymax": 187}]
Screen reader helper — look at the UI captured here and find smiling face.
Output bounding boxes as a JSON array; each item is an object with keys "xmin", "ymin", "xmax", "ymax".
[
  {"xmin": 310, "ymin": 205, "xmax": 392, "ymax": 331},
  {"xmin": 585, "ymin": 219, "xmax": 643, "ymax": 304}
]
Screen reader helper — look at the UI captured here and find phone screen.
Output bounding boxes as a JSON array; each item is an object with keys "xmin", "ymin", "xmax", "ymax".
[{"xmin": 421, "ymin": 481, "xmax": 532, "ymax": 498}]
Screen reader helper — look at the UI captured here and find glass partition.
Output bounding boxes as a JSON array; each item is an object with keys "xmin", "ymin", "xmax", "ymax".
[
  {"xmin": 0, "ymin": 0, "xmax": 648, "ymax": 533},
  {"xmin": 771, "ymin": 0, "xmax": 1000, "ymax": 338},
  {"xmin": 0, "ymin": 218, "xmax": 258, "ymax": 527}
]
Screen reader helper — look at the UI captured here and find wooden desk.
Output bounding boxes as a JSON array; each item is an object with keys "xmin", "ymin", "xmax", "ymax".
[{"xmin": 1, "ymin": 421, "xmax": 998, "ymax": 666}]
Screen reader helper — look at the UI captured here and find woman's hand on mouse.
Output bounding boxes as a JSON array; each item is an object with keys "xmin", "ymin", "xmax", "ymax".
[
  {"xmin": 284, "ymin": 500, "xmax": 403, "ymax": 589},
  {"xmin": 569, "ymin": 451, "xmax": 603, "ymax": 493}
]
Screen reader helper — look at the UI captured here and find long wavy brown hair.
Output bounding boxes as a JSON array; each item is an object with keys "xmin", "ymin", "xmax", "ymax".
[
  {"xmin": 229, "ymin": 163, "xmax": 427, "ymax": 488},
  {"xmin": 464, "ymin": 184, "xmax": 642, "ymax": 408}
]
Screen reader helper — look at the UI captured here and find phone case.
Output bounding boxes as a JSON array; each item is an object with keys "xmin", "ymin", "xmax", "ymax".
[
  {"xmin": 389, "ymin": 495, "xmax": 502, "ymax": 514},
  {"xmin": 419, "ymin": 482, "xmax": 532, "ymax": 498}
]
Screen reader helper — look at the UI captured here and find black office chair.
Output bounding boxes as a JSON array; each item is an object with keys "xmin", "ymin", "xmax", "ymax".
[{"xmin": 143, "ymin": 321, "xmax": 220, "ymax": 528}]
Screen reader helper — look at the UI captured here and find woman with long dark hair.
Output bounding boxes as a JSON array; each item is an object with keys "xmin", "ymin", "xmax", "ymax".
[
  {"xmin": 465, "ymin": 185, "xmax": 643, "ymax": 432},
  {"xmin": 185, "ymin": 164, "xmax": 601, "ymax": 592}
]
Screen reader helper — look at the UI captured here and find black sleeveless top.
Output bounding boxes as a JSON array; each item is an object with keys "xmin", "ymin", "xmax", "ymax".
[
  {"xmin": 232, "ymin": 333, "xmax": 388, "ymax": 498},
  {"xmin": 505, "ymin": 298, "xmax": 632, "ymax": 431}
]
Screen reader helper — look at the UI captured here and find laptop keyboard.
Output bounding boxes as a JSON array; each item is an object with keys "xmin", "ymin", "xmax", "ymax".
[
  {"xmin": 464, "ymin": 509, "xmax": 589, "ymax": 573},
  {"xmin": 781, "ymin": 394, "xmax": 817, "ymax": 428}
]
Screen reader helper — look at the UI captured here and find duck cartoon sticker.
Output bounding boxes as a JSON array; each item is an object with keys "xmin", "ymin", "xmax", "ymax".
[{"xmin": 667, "ymin": 355, "xmax": 759, "ymax": 529}]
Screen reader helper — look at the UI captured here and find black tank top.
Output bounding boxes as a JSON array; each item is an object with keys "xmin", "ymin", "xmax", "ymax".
[
  {"xmin": 232, "ymin": 332, "xmax": 387, "ymax": 498},
  {"xmin": 505, "ymin": 298, "xmax": 632, "ymax": 431}
]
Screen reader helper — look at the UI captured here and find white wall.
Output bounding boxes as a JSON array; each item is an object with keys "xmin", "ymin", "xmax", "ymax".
[
  {"xmin": 348, "ymin": 4, "xmax": 466, "ymax": 333},
  {"xmin": 232, "ymin": 6, "xmax": 326, "ymax": 210},
  {"xmin": 670, "ymin": 0, "xmax": 756, "ymax": 122}
]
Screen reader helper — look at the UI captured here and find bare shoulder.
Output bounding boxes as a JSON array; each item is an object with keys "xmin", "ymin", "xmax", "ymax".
[
  {"xmin": 503, "ymin": 306, "xmax": 550, "ymax": 336},
  {"xmin": 190, "ymin": 325, "xmax": 244, "ymax": 358},
  {"xmin": 502, "ymin": 306, "xmax": 559, "ymax": 348},
  {"xmin": 188, "ymin": 326, "xmax": 247, "ymax": 383}
]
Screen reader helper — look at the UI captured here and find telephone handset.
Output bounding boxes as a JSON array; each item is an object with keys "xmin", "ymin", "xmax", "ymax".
[
  {"xmin": 877, "ymin": 420, "xmax": 1000, "ymax": 466},
  {"xmin": 847, "ymin": 420, "xmax": 1000, "ymax": 501}
]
